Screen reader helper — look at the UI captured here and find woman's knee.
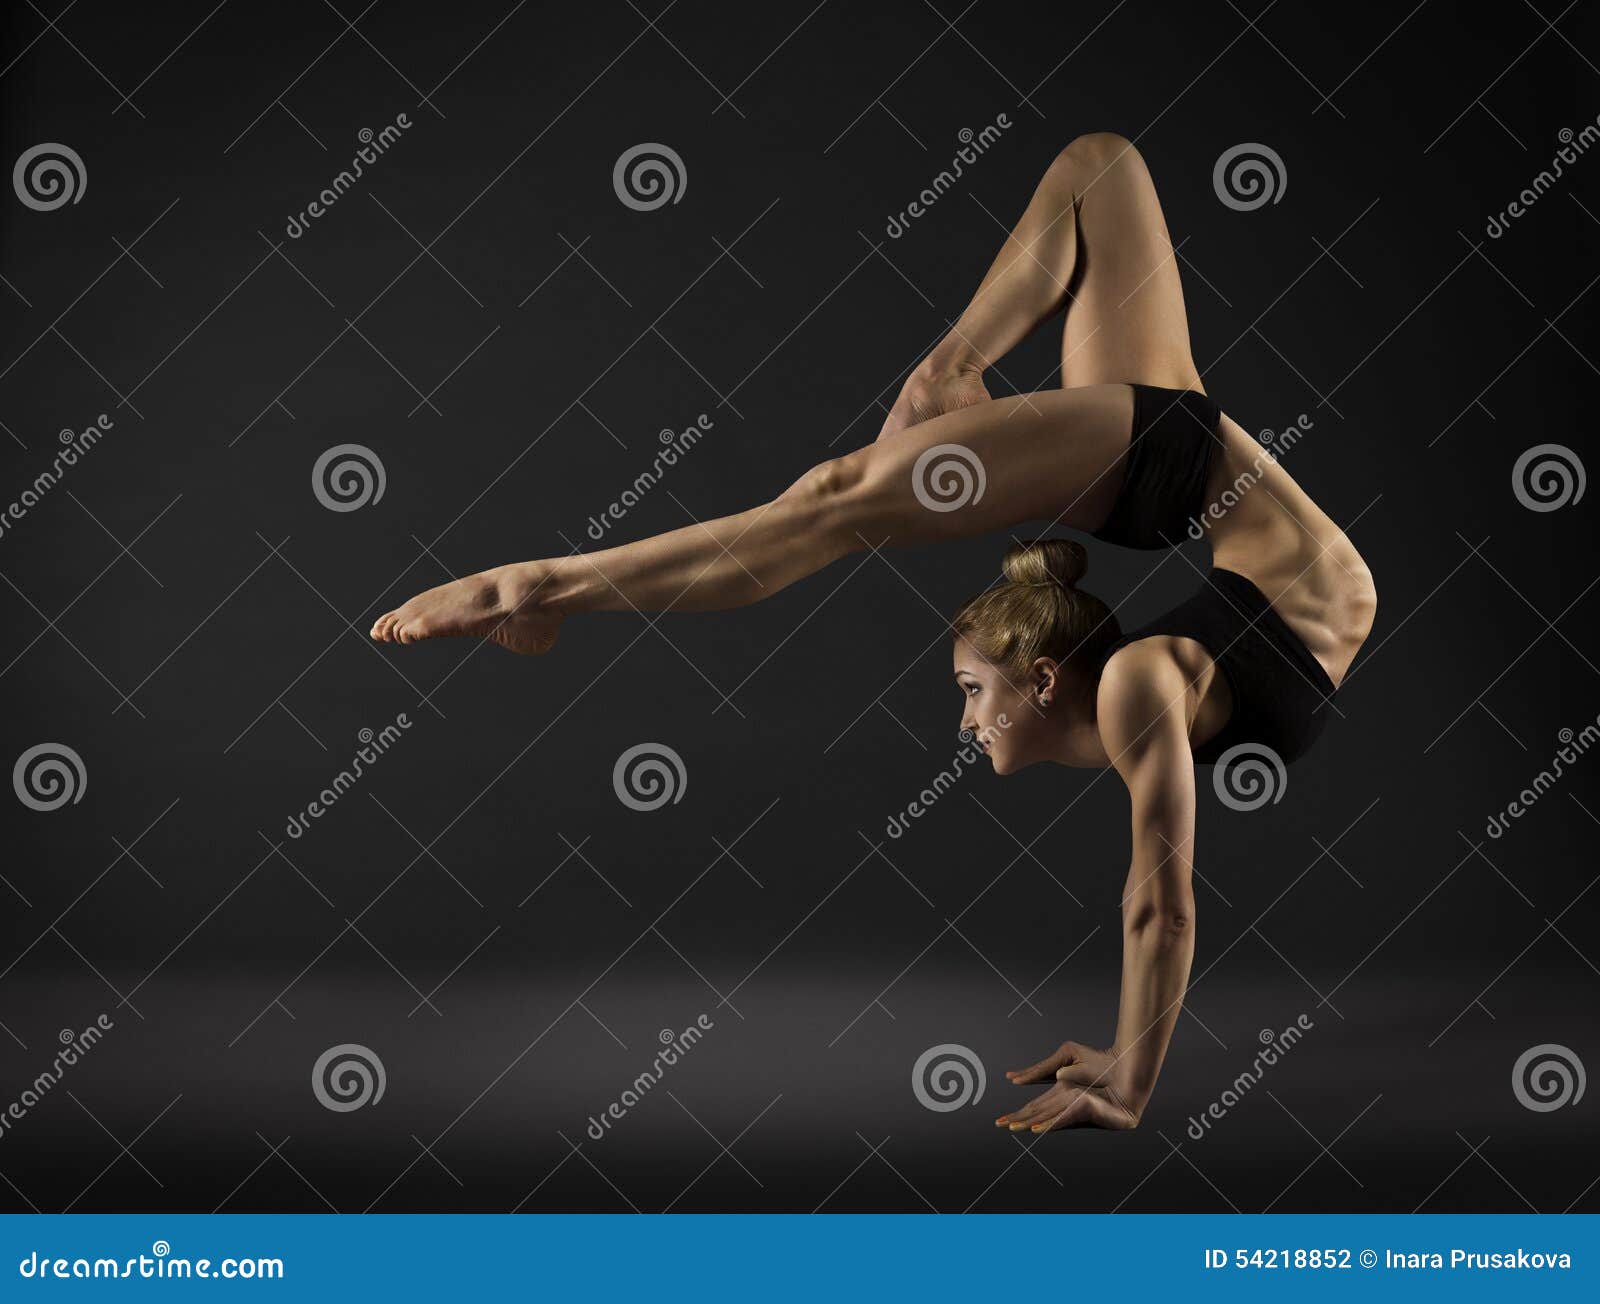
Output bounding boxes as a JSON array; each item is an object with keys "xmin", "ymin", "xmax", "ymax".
[{"xmin": 1053, "ymin": 131, "xmax": 1141, "ymax": 176}]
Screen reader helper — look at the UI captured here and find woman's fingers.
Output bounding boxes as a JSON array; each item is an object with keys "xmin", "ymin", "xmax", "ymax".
[
  {"xmin": 1005, "ymin": 1041, "xmax": 1079, "ymax": 1084},
  {"xmin": 997, "ymin": 1084, "xmax": 1065, "ymax": 1129},
  {"xmin": 1053, "ymin": 1061, "xmax": 1104, "ymax": 1088}
]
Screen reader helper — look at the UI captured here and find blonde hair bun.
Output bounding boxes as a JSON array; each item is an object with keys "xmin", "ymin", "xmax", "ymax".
[{"xmin": 1000, "ymin": 537, "xmax": 1088, "ymax": 590}]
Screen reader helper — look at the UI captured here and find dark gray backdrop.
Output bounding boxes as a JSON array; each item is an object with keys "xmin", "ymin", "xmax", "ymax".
[{"xmin": 1, "ymin": 0, "xmax": 1596, "ymax": 1213}]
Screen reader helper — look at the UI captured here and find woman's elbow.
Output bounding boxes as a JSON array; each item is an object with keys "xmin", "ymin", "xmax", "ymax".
[{"xmin": 1124, "ymin": 898, "xmax": 1195, "ymax": 938}]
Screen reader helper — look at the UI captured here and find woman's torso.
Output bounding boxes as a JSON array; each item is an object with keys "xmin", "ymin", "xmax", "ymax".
[
  {"xmin": 1194, "ymin": 410, "xmax": 1376, "ymax": 690},
  {"xmin": 1105, "ymin": 402, "xmax": 1377, "ymax": 763}
]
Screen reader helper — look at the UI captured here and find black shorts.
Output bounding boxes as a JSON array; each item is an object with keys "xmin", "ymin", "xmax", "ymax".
[{"xmin": 1091, "ymin": 383, "xmax": 1222, "ymax": 549}]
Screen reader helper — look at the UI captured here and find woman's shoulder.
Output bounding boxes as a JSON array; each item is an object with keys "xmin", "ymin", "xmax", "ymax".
[{"xmin": 1096, "ymin": 638, "xmax": 1198, "ymax": 750}]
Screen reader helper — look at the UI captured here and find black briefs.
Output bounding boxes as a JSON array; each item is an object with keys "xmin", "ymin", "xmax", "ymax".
[
  {"xmin": 1091, "ymin": 383, "xmax": 1223, "ymax": 549},
  {"xmin": 1099, "ymin": 568, "xmax": 1337, "ymax": 765}
]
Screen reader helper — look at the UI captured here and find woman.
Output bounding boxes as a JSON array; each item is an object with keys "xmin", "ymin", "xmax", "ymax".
[{"xmin": 371, "ymin": 132, "xmax": 1378, "ymax": 1136}]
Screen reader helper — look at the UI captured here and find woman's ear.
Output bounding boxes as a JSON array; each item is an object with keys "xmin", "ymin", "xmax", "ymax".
[{"xmin": 1029, "ymin": 656, "xmax": 1060, "ymax": 700}]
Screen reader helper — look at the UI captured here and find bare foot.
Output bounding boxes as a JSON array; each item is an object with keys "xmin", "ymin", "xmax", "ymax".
[
  {"xmin": 876, "ymin": 364, "xmax": 991, "ymax": 442},
  {"xmin": 370, "ymin": 563, "xmax": 562, "ymax": 656}
]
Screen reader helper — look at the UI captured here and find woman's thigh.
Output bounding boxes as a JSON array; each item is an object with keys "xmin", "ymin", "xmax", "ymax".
[
  {"xmin": 1057, "ymin": 135, "xmax": 1205, "ymax": 394},
  {"xmin": 824, "ymin": 383, "xmax": 1137, "ymax": 547}
]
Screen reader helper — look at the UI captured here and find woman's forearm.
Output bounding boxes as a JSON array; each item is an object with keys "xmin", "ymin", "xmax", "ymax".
[{"xmin": 1107, "ymin": 910, "xmax": 1196, "ymax": 1110}]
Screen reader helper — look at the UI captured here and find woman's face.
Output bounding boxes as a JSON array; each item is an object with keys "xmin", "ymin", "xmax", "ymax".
[{"xmin": 953, "ymin": 636, "xmax": 1052, "ymax": 776}]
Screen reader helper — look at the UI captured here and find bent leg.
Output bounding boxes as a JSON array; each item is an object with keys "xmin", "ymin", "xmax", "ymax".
[
  {"xmin": 882, "ymin": 133, "xmax": 1203, "ymax": 443},
  {"xmin": 374, "ymin": 385, "xmax": 1136, "ymax": 650}
]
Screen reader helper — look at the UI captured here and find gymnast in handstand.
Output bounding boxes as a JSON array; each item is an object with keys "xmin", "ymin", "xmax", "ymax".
[{"xmin": 372, "ymin": 132, "xmax": 1378, "ymax": 1134}]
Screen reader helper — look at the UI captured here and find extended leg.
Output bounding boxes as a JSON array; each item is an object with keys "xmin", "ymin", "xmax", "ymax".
[{"xmin": 373, "ymin": 384, "xmax": 1136, "ymax": 653}]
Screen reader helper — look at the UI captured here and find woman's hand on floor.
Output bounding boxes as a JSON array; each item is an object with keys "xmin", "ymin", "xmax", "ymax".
[{"xmin": 995, "ymin": 1039, "xmax": 1144, "ymax": 1133}]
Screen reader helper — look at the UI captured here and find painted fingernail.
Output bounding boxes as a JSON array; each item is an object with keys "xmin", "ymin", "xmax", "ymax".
[
  {"xmin": 1031, "ymin": 1123, "xmax": 1047, "ymax": 1133},
  {"xmin": 994, "ymin": 1116, "xmax": 1009, "ymax": 1126},
  {"xmin": 1008, "ymin": 1122, "xmax": 1027, "ymax": 1131}
]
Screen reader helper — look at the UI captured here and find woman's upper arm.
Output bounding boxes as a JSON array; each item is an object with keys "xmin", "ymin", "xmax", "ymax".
[{"xmin": 1098, "ymin": 648, "xmax": 1198, "ymax": 916}]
